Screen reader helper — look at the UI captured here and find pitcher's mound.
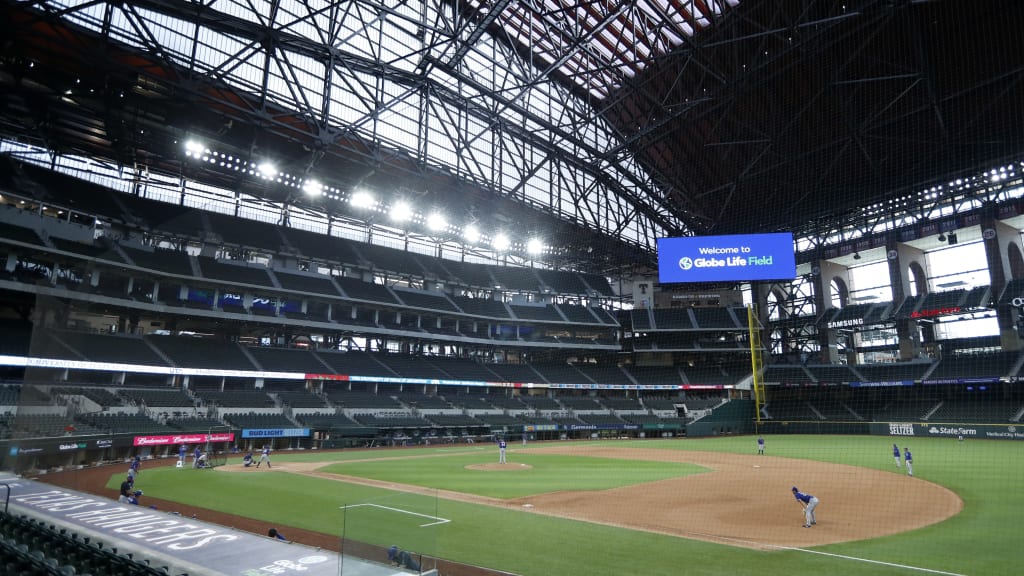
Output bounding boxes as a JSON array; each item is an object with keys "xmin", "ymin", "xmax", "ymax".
[{"xmin": 466, "ymin": 463, "xmax": 533, "ymax": 471}]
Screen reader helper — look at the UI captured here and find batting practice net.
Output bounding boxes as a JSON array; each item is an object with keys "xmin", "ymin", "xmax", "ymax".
[{"xmin": 203, "ymin": 426, "xmax": 233, "ymax": 468}]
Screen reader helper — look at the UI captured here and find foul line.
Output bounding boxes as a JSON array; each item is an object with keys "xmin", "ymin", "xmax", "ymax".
[
  {"xmin": 687, "ymin": 532, "xmax": 966, "ymax": 576},
  {"xmin": 343, "ymin": 503, "xmax": 451, "ymax": 527}
]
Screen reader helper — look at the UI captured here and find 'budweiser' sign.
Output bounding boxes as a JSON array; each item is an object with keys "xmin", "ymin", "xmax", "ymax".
[{"xmin": 133, "ymin": 433, "xmax": 234, "ymax": 447}]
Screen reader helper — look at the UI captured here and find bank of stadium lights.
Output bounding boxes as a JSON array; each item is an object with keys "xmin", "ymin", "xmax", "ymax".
[
  {"xmin": 426, "ymin": 212, "xmax": 447, "ymax": 233},
  {"xmin": 463, "ymin": 224, "xmax": 480, "ymax": 244},
  {"xmin": 390, "ymin": 201, "xmax": 413, "ymax": 223},
  {"xmin": 492, "ymin": 233, "xmax": 510, "ymax": 251},
  {"xmin": 526, "ymin": 238, "xmax": 545, "ymax": 255}
]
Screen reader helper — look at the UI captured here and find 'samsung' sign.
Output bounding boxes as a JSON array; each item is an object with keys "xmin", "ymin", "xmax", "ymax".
[{"xmin": 657, "ymin": 233, "xmax": 797, "ymax": 283}]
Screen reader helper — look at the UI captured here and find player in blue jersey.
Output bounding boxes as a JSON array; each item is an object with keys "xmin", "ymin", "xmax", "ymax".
[
  {"xmin": 792, "ymin": 486, "xmax": 819, "ymax": 527},
  {"xmin": 757, "ymin": 436, "xmax": 765, "ymax": 455},
  {"xmin": 257, "ymin": 444, "xmax": 272, "ymax": 468},
  {"xmin": 904, "ymin": 447, "xmax": 913, "ymax": 476},
  {"xmin": 892, "ymin": 443, "xmax": 902, "ymax": 468},
  {"xmin": 497, "ymin": 438, "xmax": 507, "ymax": 464}
]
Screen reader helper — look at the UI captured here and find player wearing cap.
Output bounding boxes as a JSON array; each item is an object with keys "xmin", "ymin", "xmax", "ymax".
[{"xmin": 792, "ymin": 486, "xmax": 819, "ymax": 528}]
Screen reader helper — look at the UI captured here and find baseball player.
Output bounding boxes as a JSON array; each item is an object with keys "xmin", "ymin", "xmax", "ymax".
[
  {"xmin": 497, "ymin": 437, "xmax": 507, "ymax": 464},
  {"xmin": 792, "ymin": 486, "xmax": 819, "ymax": 527},
  {"xmin": 757, "ymin": 436, "xmax": 765, "ymax": 455},
  {"xmin": 192, "ymin": 446, "xmax": 202, "ymax": 468},
  {"xmin": 904, "ymin": 447, "xmax": 913, "ymax": 476},
  {"xmin": 892, "ymin": 443, "xmax": 902, "ymax": 468},
  {"xmin": 178, "ymin": 444, "xmax": 187, "ymax": 467},
  {"xmin": 257, "ymin": 444, "xmax": 272, "ymax": 468}
]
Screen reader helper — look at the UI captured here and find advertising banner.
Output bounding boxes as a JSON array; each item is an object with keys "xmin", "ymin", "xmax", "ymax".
[
  {"xmin": 133, "ymin": 432, "xmax": 235, "ymax": 447},
  {"xmin": 242, "ymin": 429, "xmax": 310, "ymax": 439},
  {"xmin": 871, "ymin": 422, "xmax": 1024, "ymax": 440},
  {"xmin": 657, "ymin": 233, "xmax": 796, "ymax": 283}
]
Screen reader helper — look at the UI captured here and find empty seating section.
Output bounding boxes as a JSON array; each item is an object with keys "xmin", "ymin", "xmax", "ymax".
[
  {"xmin": 224, "ymin": 412, "xmax": 294, "ymax": 428},
  {"xmin": 490, "ymin": 266, "xmax": 540, "ymax": 292},
  {"xmin": 475, "ymin": 413, "xmax": 522, "ymax": 426},
  {"xmin": 314, "ymin": 351, "xmax": 395, "ymax": 377},
  {"xmin": 427, "ymin": 413, "xmax": 483, "ymax": 427},
  {"xmin": 628, "ymin": 366, "xmax": 683, "ymax": 386},
  {"xmin": 699, "ymin": 399, "xmax": 754, "ymax": 421},
  {"xmin": 333, "ymin": 276, "xmax": 399, "ymax": 304},
  {"xmin": 579, "ymin": 272, "xmax": 614, "ymax": 296},
  {"xmin": 49, "ymin": 237, "xmax": 125, "ymax": 262},
  {"xmin": 396, "ymin": 393, "xmax": 451, "ymax": 408},
  {"xmin": 450, "ymin": 295, "xmax": 511, "ymax": 318},
  {"xmin": 53, "ymin": 331, "xmax": 166, "ymax": 365},
  {"xmin": 874, "ymin": 398, "xmax": 940, "ymax": 421},
  {"xmin": 519, "ymin": 395, "xmax": 561, "ymax": 410},
  {"xmin": 276, "ymin": 391, "xmax": 327, "ymax": 408},
  {"xmin": 641, "ymin": 397, "xmax": 679, "ymax": 411},
  {"xmin": 298, "ymin": 413, "xmax": 362, "ymax": 428},
  {"xmin": 426, "ymin": 357, "xmax": 500, "ymax": 381},
  {"xmin": 652, "ymin": 308, "xmax": 694, "ymax": 330},
  {"xmin": 580, "ymin": 413, "xmax": 624, "ymax": 425},
  {"xmin": 355, "ymin": 243, "xmax": 424, "ymax": 275},
  {"xmin": 691, "ymin": 307, "xmax": 740, "ymax": 329},
  {"xmin": 861, "ymin": 302, "xmax": 894, "ymax": 324},
  {"xmin": 893, "ymin": 294, "xmax": 923, "ymax": 318},
  {"xmin": 681, "ymin": 364, "xmax": 734, "ymax": 385},
  {"xmin": 79, "ymin": 413, "xmax": 172, "ymax": 434},
  {"xmin": 763, "ymin": 364, "xmax": 812, "ymax": 384},
  {"xmin": 535, "ymin": 269, "xmax": 589, "ymax": 294},
  {"xmin": 853, "ymin": 362, "xmax": 931, "ymax": 383},
  {"xmin": 166, "ymin": 416, "xmax": 226, "ymax": 431},
  {"xmin": 441, "ymin": 260, "xmax": 495, "ymax": 287},
  {"xmin": 598, "ymin": 396, "xmax": 643, "ymax": 410},
  {"xmin": 122, "ymin": 194, "xmax": 205, "ymax": 236},
  {"xmin": 487, "ymin": 363, "xmax": 544, "ymax": 383},
  {"xmin": 280, "ymin": 227, "xmax": 361, "ymax": 264},
  {"xmin": 929, "ymin": 352, "xmax": 1021, "ymax": 380},
  {"xmin": 394, "ymin": 289, "xmax": 459, "ymax": 312},
  {"xmin": 961, "ymin": 285, "xmax": 990, "ymax": 308},
  {"xmin": 147, "ymin": 336, "xmax": 255, "ymax": 370},
  {"xmin": 806, "ymin": 364, "xmax": 858, "ymax": 384},
  {"xmin": 557, "ymin": 304, "xmax": 600, "ymax": 324},
  {"xmin": 248, "ymin": 347, "xmax": 322, "ymax": 372},
  {"xmin": 4, "ymin": 414, "xmax": 104, "ymax": 438},
  {"xmin": 206, "ymin": 212, "xmax": 283, "ymax": 252},
  {"xmin": 509, "ymin": 304, "xmax": 563, "ymax": 322},
  {"xmin": 274, "ymin": 271, "xmax": 341, "ymax": 296},
  {"xmin": 928, "ymin": 399, "xmax": 1021, "ymax": 423},
  {"xmin": 119, "ymin": 389, "xmax": 194, "ymax": 408},
  {"xmin": 766, "ymin": 396, "xmax": 820, "ymax": 420},
  {"xmin": 575, "ymin": 364, "xmax": 629, "ymax": 385},
  {"xmin": 326, "ymin": 390, "xmax": 402, "ymax": 409},
  {"xmin": 121, "ymin": 247, "xmax": 193, "ymax": 276},
  {"xmin": 51, "ymin": 386, "xmax": 123, "ymax": 408},
  {"xmin": 482, "ymin": 395, "xmax": 527, "ymax": 410},
  {"xmin": 197, "ymin": 391, "xmax": 274, "ymax": 408},
  {"xmin": 197, "ymin": 256, "xmax": 273, "ymax": 286},
  {"xmin": 355, "ymin": 414, "xmax": 431, "ymax": 427},
  {"xmin": 377, "ymin": 355, "xmax": 448, "ymax": 379},
  {"xmin": 590, "ymin": 307, "xmax": 619, "ymax": 324},
  {"xmin": 558, "ymin": 396, "xmax": 602, "ymax": 411},
  {"xmin": 531, "ymin": 362, "xmax": 589, "ymax": 384},
  {"xmin": 918, "ymin": 289, "xmax": 966, "ymax": 311},
  {"xmin": 0, "ymin": 511, "xmax": 176, "ymax": 576}
]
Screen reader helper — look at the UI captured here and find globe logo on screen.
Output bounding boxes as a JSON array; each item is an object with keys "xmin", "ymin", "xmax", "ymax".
[{"xmin": 678, "ymin": 257, "xmax": 693, "ymax": 270}]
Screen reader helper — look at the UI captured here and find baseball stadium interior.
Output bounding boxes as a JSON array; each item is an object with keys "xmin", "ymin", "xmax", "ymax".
[{"xmin": 0, "ymin": 0, "xmax": 1022, "ymax": 575}]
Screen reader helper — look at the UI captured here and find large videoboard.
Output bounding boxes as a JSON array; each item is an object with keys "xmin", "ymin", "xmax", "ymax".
[{"xmin": 657, "ymin": 233, "xmax": 796, "ymax": 283}]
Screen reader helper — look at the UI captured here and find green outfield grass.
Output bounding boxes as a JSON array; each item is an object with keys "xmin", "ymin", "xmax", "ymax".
[{"xmin": 108, "ymin": 436, "xmax": 1023, "ymax": 576}]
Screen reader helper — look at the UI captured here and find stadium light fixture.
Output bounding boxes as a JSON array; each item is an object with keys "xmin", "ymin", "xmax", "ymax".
[
  {"xmin": 426, "ymin": 212, "xmax": 447, "ymax": 232},
  {"xmin": 493, "ymin": 233, "xmax": 510, "ymax": 251},
  {"xmin": 350, "ymin": 190, "xmax": 375, "ymax": 209},
  {"xmin": 390, "ymin": 201, "xmax": 413, "ymax": 222},
  {"xmin": 184, "ymin": 140, "xmax": 204, "ymax": 156},
  {"xmin": 526, "ymin": 238, "xmax": 544, "ymax": 255},
  {"xmin": 302, "ymin": 179, "xmax": 323, "ymax": 196},
  {"xmin": 257, "ymin": 162, "xmax": 277, "ymax": 179},
  {"xmin": 464, "ymin": 224, "xmax": 480, "ymax": 244}
]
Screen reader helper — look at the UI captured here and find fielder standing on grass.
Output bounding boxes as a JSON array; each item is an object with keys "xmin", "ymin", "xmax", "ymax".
[
  {"xmin": 892, "ymin": 443, "xmax": 902, "ymax": 468},
  {"xmin": 792, "ymin": 486, "xmax": 819, "ymax": 528},
  {"xmin": 904, "ymin": 447, "xmax": 913, "ymax": 476},
  {"xmin": 497, "ymin": 437, "xmax": 507, "ymax": 464},
  {"xmin": 757, "ymin": 435, "xmax": 765, "ymax": 455}
]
